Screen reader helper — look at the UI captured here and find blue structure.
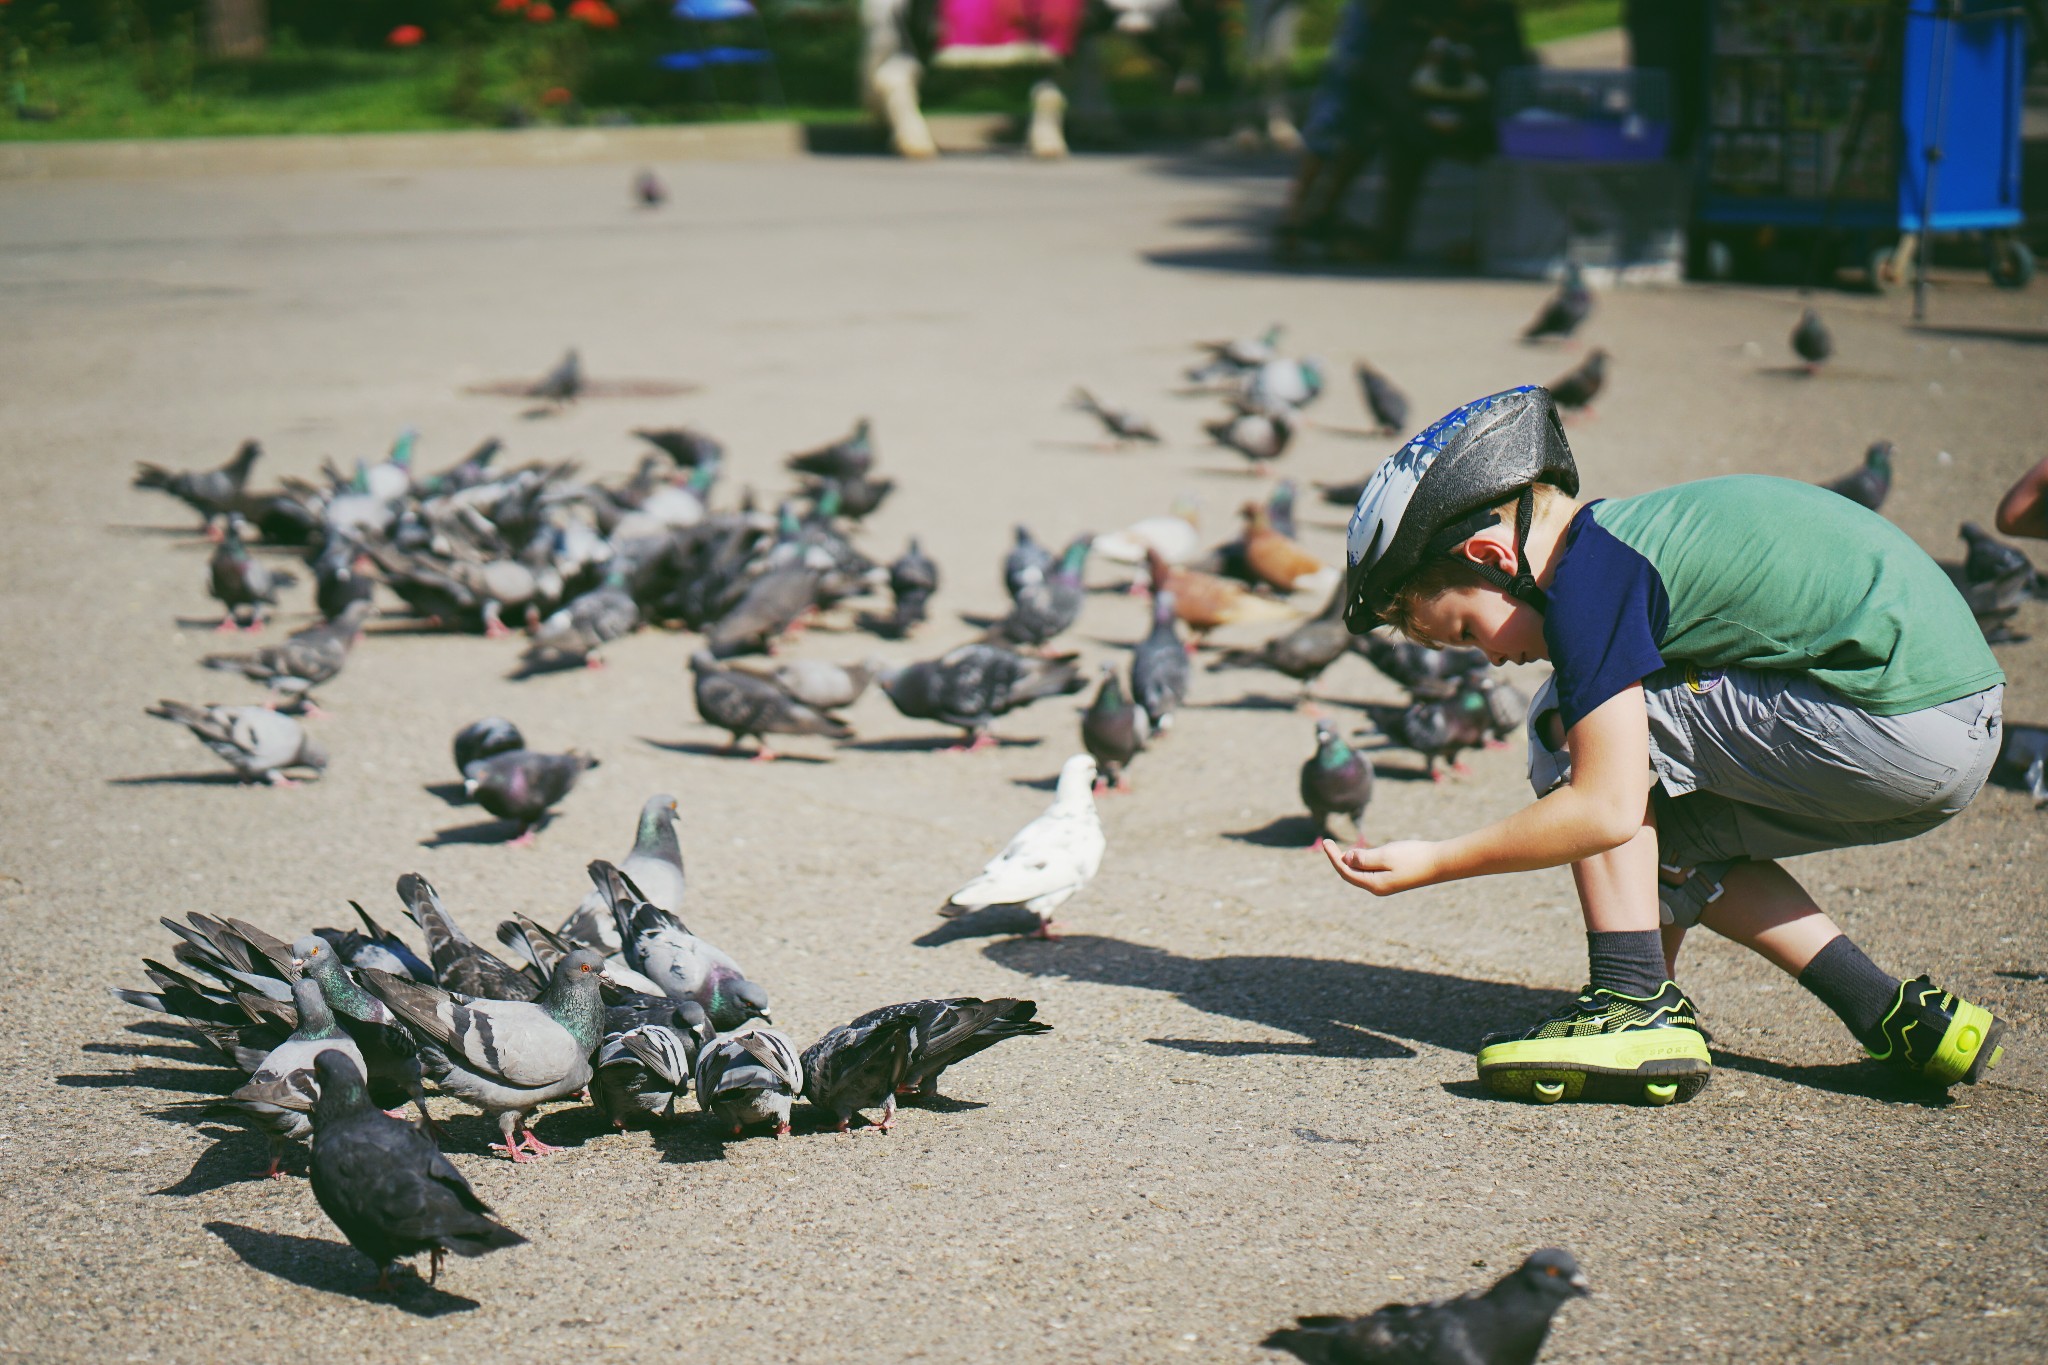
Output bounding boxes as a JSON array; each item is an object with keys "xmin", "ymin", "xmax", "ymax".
[{"xmin": 1692, "ymin": 0, "xmax": 2031, "ymax": 291}]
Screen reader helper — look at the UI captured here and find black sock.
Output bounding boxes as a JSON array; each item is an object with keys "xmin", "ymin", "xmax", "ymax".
[
  {"xmin": 1798, "ymin": 936, "xmax": 1902, "ymax": 1045},
  {"xmin": 1586, "ymin": 930, "xmax": 1667, "ymax": 998}
]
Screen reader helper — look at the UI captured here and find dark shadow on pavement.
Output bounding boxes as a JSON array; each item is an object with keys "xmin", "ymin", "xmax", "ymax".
[
  {"xmin": 981, "ymin": 934, "xmax": 1564, "ymax": 1058},
  {"xmin": 1223, "ymin": 815, "xmax": 1322, "ymax": 849},
  {"xmin": 58, "ymin": 1064, "xmax": 244, "ymax": 1095},
  {"xmin": 420, "ymin": 818, "xmax": 533, "ymax": 847},
  {"xmin": 641, "ymin": 738, "xmax": 831, "ymax": 764},
  {"xmin": 1907, "ymin": 323, "xmax": 2048, "ymax": 348},
  {"xmin": 915, "ymin": 905, "xmax": 1045, "ymax": 945},
  {"xmin": 153, "ymin": 1122, "xmax": 282, "ymax": 1195},
  {"xmin": 423, "ymin": 781, "xmax": 472, "ymax": 806},
  {"xmin": 839, "ymin": 735, "xmax": 1044, "ymax": 754},
  {"xmin": 204, "ymin": 1222, "xmax": 480, "ymax": 1315},
  {"xmin": 1710, "ymin": 1050, "xmax": 1955, "ymax": 1108},
  {"xmin": 106, "ymin": 772, "xmax": 252, "ymax": 787}
]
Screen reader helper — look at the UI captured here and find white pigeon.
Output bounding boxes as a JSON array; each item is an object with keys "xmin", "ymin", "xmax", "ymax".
[
  {"xmin": 1239, "ymin": 356, "xmax": 1325, "ymax": 414},
  {"xmin": 1093, "ymin": 500, "xmax": 1202, "ymax": 567},
  {"xmin": 940, "ymin": 753, "xmax": 1105, "ymax": 939}
]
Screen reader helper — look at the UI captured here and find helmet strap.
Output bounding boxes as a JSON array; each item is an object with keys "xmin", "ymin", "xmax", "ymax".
[{"xmin": 1458, "ymin": 487, "xmax": 1549, "ymax": 614}]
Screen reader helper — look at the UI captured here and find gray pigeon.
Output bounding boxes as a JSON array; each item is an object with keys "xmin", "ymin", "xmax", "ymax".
[
  {"xmin": 786, "ymin": 418, "xmax": 874, "ymax": 483},
  {"xmin": 202, "ymin": 599, "xmax": 373, "ymax": 710},
  {"xmin": 1301, "ymin": 720, "xmax": 1374, "ymax": 846},
  {"xmin": 396, "ymin": 872, "xmax": 540, "ymax": 1002},
  {"xmin": 1205, "ymin": 403, "xmax": 1295, "ymax": 469},
  {"xmin": 1212, "ymin": 580, "xmax": 1349, "ymax": 695},
  {"xmin": 1263, "ymin": 1247, "xmax": 1590, "ymax": 1365},
  {"xmin": 1470, "ymin": 675, "xmax": 1527, "ymax": 742},
  {"xmin": 1070, "ymin": 387, "xmax": 1161, "ymax": 444},
  {"xmin": 1186, "ymin": 324, "xmax": 1283, "ymax": 384},
  {"xmin": 705, "ymin": 565, "xmax": 821, "ymax": 659},
  {"xmin": 525, "ymin": 574, "xmax": 638, "ymax": 668},
  {"xmin": 874, "ymin": 537, "xmax": 939, "ymax": 636},
  {"xmin": 207, "ymin": 520, "xmax": 292, "ymax": 630},
  {"xmin": 634, "ymin": 426, "xmax": 724, "ymax": 472},
  {"xmin": 1962, "ymin": 521, "xmax": 2036, "ymax": 588},
  {"xmin": 145, "ymin": 700, "xmax": 327, "ymax": 785},
  {"xmin": 363, "ymin": 948, "xmax": 606, "ymax": 1162},
  {"xmin": 133, "ymin": 439, "xmax": 263, "ymax": 534},
  {"xmin": 1081, "ymin": 664, "xmax": 1148, "ymax": 792},
  {"xmin": 1354, "ymin": 360, "xmax": 1410, "ymax": 434},
  {"xmin": 1822, "ymin": 440, "xmax": 1892, "ymax": 512},
  {"xmin": 592, "ymin": 1008, "xmax": 708, "ymax": 1128},
  {"xmin": 801, "ymin": 1011, "xmax": 920, "ymax": 1132},
  {"xmin": 1004, "ymin": 525, "xmax": 1055, "ymax": 601},
  {"xmin": 847, "ymin": 997, "xmax": 1051, "ymax": 1099},
  {"xmin": 463, "ymin": 749, "xmax": 599, "ymax": 844},
  {"xmin": 990, "ymin": 537, "xmax": 1090, "ymax": 649},
  {"xmin": 1521, "ymin": 263, "xmax": 1591, "ymax": 343},
  {"xmin": 453, "ymin": 716, "xmax": 525, "ymax": 783},
  {"xmin": 876, "ymin": 643, "xmax": 1086, "ymax": 750},
  {"xmin": 1130, "ymin": 590, "xmax": 1192, "ymax": 732},
  {"xmin": 771, "ymin": 657, "xmax": 883, "ymax": 711},
  {"xmin": 527, "ymin": 348, "xmax": 582, "ymax": 403},
  {"xmin": 1360, "ymin": 688, "xmax": 1492, "ymax": 780},
  {"xmin": 225, "ymin": 977, "xmax": 367, "ymax": 1178},
  {"xmin": 694, "ymin": 1020, "xmax": 804, "ymax": 1138},
  {"xmin": 559, "ymin": 794, "xmax": 687, "ymax": 954},
  {"xmin": 1355, "ymin": 634, "xmax": 1491, "ymax": 701},
  {"xmin": 691, "ymin": 650, "xmax": 854, "ymax": 760},
  {"xmin": 290, "ymin": 934, "xmax": 434, "ymax": 1130},
  {"xmin": 1546, "ymin": 350, "xmax": 1607, "ymax": 415},
  {"xmin": 1996, "ymin": 724, "xmax": 2048, "ymax": 808},
  {"xmin": 1791, "ymin": 308, "xmax": 1833, "ymax": 371},
  {"xmin": 592, "ymin": 859, "xmax": 770, "ymax": 1031},
  {"xmin": 308, "ymin": 1051, "xmax": 526, "ymax": 1290}
]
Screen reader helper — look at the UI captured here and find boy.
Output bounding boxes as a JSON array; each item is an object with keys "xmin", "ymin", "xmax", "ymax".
[{"xmin": 1326, "ymin": 385, "xmax": 2009, "ymax": 1103}]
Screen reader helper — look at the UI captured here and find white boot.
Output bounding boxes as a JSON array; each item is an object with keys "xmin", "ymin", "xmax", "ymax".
[
  {"xmin": 874, "ymin": 54, "xmax": 938, "ymax": 160},
  {"xmin": 1028, "ymin": 79, "xmax": 1069, "ymax": 160}
]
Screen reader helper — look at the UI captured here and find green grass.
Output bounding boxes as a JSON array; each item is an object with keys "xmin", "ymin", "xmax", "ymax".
[{"xmin": 1520, "ymin": 0, "xmax": 1624, "ymax": 47}]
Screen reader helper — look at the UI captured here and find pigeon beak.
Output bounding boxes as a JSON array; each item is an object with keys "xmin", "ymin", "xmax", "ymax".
[{"xmin": 1568, "ymin": 1273, "xmax": 1591, "ymax": 1297}]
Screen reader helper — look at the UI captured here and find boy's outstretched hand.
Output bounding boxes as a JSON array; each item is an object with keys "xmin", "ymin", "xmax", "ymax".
[{"xmin": 1322, "ymin": 838, "xmax": 1440, "ymax": 896}]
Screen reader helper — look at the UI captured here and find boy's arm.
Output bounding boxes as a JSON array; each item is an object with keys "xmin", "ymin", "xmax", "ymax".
[
  {"xmin": 1324, "ymin": 684, "xmax": 1654, "ymax": 895},
  {"xmin": 1995, "ymin": 453, "xmax": 2048, "ymax": 540}
]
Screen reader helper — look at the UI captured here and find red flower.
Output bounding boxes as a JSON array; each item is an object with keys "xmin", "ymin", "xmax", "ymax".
[
  {"xmin": 540, "ymin": 86, "xmax": 574, "ymax": 105},
  {"xmin": 387, "ymin": 23, "xmax": 425, "ymax": 45},
  {"xmin": 496, "ymin": 0, "xmax": 525, "ymax": 11},
  {"xmin": 525, "ymin": 3, "xmax": 555, "ymax": 20},
  {"xmin": 567, "ymin": 0, "xmax": 619, "ymax": 27}
]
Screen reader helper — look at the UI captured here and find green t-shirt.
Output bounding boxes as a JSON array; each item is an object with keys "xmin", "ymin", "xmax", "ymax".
[{"xmin": 1543, "ymin": 475, "xmax": 2003, "ymax": 729}]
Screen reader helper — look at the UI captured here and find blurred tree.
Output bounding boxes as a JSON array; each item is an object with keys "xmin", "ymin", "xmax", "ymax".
[{"xmin": 204, "ymin": 0, "xmax": 265, "ymax": 57}]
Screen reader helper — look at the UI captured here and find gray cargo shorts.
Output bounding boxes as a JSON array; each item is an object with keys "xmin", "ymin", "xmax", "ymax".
[{"xmin": 1526, "ymin": 665, "xmax": 2003, "ymax": 927}]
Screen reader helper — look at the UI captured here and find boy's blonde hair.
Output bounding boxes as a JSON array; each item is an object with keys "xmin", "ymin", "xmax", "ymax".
[{"xmin": 1379, "ymin": 483, "xmax": 1567, "ymax": 645}]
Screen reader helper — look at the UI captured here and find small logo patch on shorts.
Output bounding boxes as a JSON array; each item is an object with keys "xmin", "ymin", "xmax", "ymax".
[{"xmin": 1684, "ymin": 664, "xmax": 1722, "ymax": 694}]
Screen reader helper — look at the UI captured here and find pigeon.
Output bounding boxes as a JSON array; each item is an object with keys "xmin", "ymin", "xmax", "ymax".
[
  {"xmin": 592, "ymin": 1009, "xmax": 707, "ymax": 1128},
  {"xmin": 1130, "ymin": 589, "xmax": 1192, "ymax": 731},
  {"xmin": 771, "ymin": 657, "xmax": 884, "ymax": 711},
  {"xmin": 1081, "ymin": 664, "xmax": 1148, "ymax": 792},
  {"xmin": 308, "ymin": 1052, "xmax": 526, "ymax": 1290},
  {"xmin": 396, "ymin": 872, "xmax": 540, "ymax": 1002},
  {"xmin": 801, "ymin": 1010, "xmax": 920, "ymax": 1132},
  {"xmin": 876, "ymin": 643, "xmax": 1085, "ymax": 750},
  {"xmin": 1266, "ymin": 480, "xmax": 1299, "ymax": 539},
  {"xmin": 803, "ymin": 471, "xmax": 896, "ymax": 521},
  {"xmin": 1263, "ymin": 1247, "xmax": 1590, "ymax": 1365},
  {"xmin": 1205, "ymin": 403, "xmax": 1295, "ymax": 471},
  {"xmin": 362, "ymin": 948, "xmax": 606, "ymax": 1162},
  {"xmin": 365, "ymin": 543, "xmax": 546, "ymax": 638},
  {"xmin": 1355, "ymin": 633, "xmax": 1491, "ymax": 701},
  {"xmin": 634, "ymin": 426, "xmax": 723, "ymax": 472},
  {"xmin": 940, "ymin": 753, "xmax": 1104, "ymax": 937},
  {"xmin": 525, "ymin": 574, "xmax": 639, "ymax": 668},
  {"xmin": 1470, "ymin": 674, "xmax": 1527, "ymax": 742},
  {"xmin": 334, "ymin": 901, "xmax": 436, "ymax": 984},
  {"xmin": 1146, "ymin": 549, "xmax": 1298, "ymax": 641},
  {"xmin": 527, "ymin": 348, "xmax": 582, "ymax": 404},
  {"xmin": 633, "ymin": 168, "xmax": 666, "ymax": 207},
  {"xmin": 694, "ymin": 1020, "xmax": 804, "ymax": 1138},
  {"xmin": 1093, "ymin": 501, "xmax": 1202, "ymax": 569},
  {"xmin": 1521, "ymin": 262, "xmax": 1592, "ymax": 342},
  {"xmin": 1187, "ymin": 324, "xmax": 1283, "ymax": 384},
  {"xmin": 225, "ymin": 977, "xmax": 367, "ymax": 1178},
  {"xmin": 413, "ymin": 436, "xmax": 501, "ymax": 497},
  {"xmin": 560, "ymin": 794, "xmax": 688, "ymax": 954},
  {"xmin": 1821, "ymin": 440, "xmax": 1892, "ymax": 512},
  {"xmin": 201, "ymin": 599, "xmax": 373, "ymax": 710},
  {"xmin": 1996, "ymin": 724, "xmax": 2048, "ymax": 808},
  {"xmin": 462, "ymin": 749, "xmax": 598, "ymax": 845},
  {"xmin": 1354, "ymin": 361, "xmax": 1411, "ymax": 435},
  {"xmin": 592, "ymin": 859, "xmax": 770, "ymax": 1030},
  {"xmin": 1956, "ymin": 563, "xmax": 2032, "ymax": 643},
  {"xmin": 786, "ymin": 418, "xmax": 873, "ymax": 483},
  {"xmin": 145, "ymin": 700, "xmax": 327, "ymax": 785},
  {"xmin": 1301, "ymin": 719, "xmax": 1374, "ymax": 846},
  {"xmin": 877, "ymin": 536, "xmax": 939, "ymax": 635},
  {"xmin": 850, "ymin": 997, "xmax": 1051, "ymax": 1099},
  {"xmin": 1361, "ymin": 688, "xmax": 1493, "ymax": 780},
  {"xmin": 1240, "ymin": 501, "xmax": 1330, "ymax": 594},
  {"xmin": 207, "ymin": 520, "xmax": 291, "ymax": 630},
  {"xmin": 1004, "ymin": 524, "xmax": 1055, "ymax": 601},
  {"xmin": 1791, "ymin": 307, "xmax": 1833, "ymax": 372},
  {"xmin": 1546, "ymin": 349, "xmax": 1607, "ymax": 416},
  {"xmin": 1212, "ymin": 580, "xmax": 1349, "ymax": 695},
  {"xmin": 691, "ymin": 650, "xmax": 854, "ymax": 760},
  {"xmin": 453, "ymin": 716, "xmax": 525, "ymax": 784},
  {"xmin": 1961, "ymin": 521, "xmax": 2036, "ymax": 588},
  {"xmin": 290, "ymin": 934, "xmax": 434, "ymax": 1130},
  {"xmin": 313, "ymin": 538, "xmax": 375, "ymax": 623},
  {"xmin": 704, "ymin": 564, "xmax": 822, "ymax": 660},
  {"xmin": 132, "ymin": 439, "xmax": 262, "ymax": 535},
  {"xmin": 361, "ymin": 429, "xmax": 416, "ymax": 503},
  {"xmin": 1070, "ymin": 387, "xmax": 1161, "ymax": 445},
  {"xmin": 1241, "ymin": 356, "xmax": 1325, "ymax": 413},
  {"xmin": 989, "ymin": 536, "xmax": 1090, "ymax": 649}
]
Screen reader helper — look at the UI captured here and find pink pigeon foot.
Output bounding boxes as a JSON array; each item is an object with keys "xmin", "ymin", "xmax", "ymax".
[
  {"xmin": 484, "ymin": 621, "xmax": 509, "ymax": 641},
  {"xmin": 1483, "ymin": 738, "xmax": 1508, "ymax": 750},
  {"xmin": 750, "ymin": 747, "xmax": 780, "ymax": 764},
  {"xmin": 1031, "ymin": 918, "xmax": 1066, "ymax": 941},
  {"xmin": 509, "ymin": 828, "xmax": 539, "ymax": 849},
  {"xmin": 516, "ymin": 1131, "xmax": 560, "ymax": 1157},
  {"xmin": 835, "ymin": 1118, "xmax": 851, "ymax": 1133},
  {"xmin": 1451, "ymin": 760, "xmax": 1471, "ymax": 775},
  {"xmin": 215, "ymin": 617, "xmax": 241, "ymax": 634},
  {"xmin": 584, "ymin": 656, "xmax": 607, "ymax": 670},
  {"xmin": 490, "ymin": 1140, "xmax": 531, "ymax": 1163}
]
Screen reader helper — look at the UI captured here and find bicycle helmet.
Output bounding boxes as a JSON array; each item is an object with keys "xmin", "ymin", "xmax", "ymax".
[{"xmin": 1342, "ymin": 385, "xmax": 1578, "ymax": 634}]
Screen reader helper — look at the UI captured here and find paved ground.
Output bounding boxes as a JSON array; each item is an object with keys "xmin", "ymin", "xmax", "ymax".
[{"xmin": 1, "ymin": 151, "xmax": 2045, "ymax": 1364}]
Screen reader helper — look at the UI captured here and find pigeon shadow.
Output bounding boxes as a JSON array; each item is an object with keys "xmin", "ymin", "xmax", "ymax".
[
  {"xmin": 641, "ymin": 738, "xmax": 831, "ymax": 765},
  {"xmin": 506, "ymin": 655, "xmax": 592, "ymax": 681},
  {"xmin": 1994, "ymin": 968, "xmax": 2048, "ymax": 983},
  {"xmin": 81, "ymin": 1036, "xmax": 218, "ymax": 1064},
  {"xmin": 1010, "ymin": 773, "xmax": 1061, "ymax": 792},
  {"xmin": 900, "ymin": 1094, "xmax": 989, "ymax": 1115},
  {"xmin": 420, "ymin": 818, "xmax": 535, "ymax": 847},
  {"xmin": 649, "ymin": 1118, "xmax": 740, "ymax": 1166},
  {"xmin": 915, "ymin": 905, "xmax": 1048, "ymax": 945},
  {"xmin": 1223, "ymin": 815, "xmax": 1323, "ymax": 849},
  {"xmin": 106, "ymin": 771, "xmax": 252, "ymax": 787},
  {"xmin": 839, "ymin": 735, "xmax": 1045, "ymax": 754},
  {"xmin": 153, "ymin": 1122, "xmax": 292, "ymax": 1194},
  {"xmin": 1907, "ymin": 323, "xmax": 2048, "ymax": 347},
  {"xmin": 423, "ymin": 781, "xmax": 473, "ymax": 807},
  {"xmin": 1193, "ymin": 694, "xmax": 1304, "ymax": 713},
  {"xmin": 980, "ymin": 934, "xmax": 1567, "ymax": 1059},
  {"xmin": 203, "ymin": 1222, "xmax": 481, "ymax": 1315},
  {"xmin": 105, "ymin": 522, "xmax": 213, "ymax": 538},
  {"xmin": 57, "ymin": 1063, "xmax": 245, "ymax": 1095}
]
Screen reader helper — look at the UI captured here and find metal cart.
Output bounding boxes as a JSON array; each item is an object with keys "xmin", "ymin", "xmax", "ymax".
[{"xmin": 1690, "ymin": 0, "xmax": 2034, "ymax": 308}]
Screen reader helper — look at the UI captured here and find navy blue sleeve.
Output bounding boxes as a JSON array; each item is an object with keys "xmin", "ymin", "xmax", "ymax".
[{"xmin": 1542, "ymin": 505, "xmax": 1670, "ymax": 731}]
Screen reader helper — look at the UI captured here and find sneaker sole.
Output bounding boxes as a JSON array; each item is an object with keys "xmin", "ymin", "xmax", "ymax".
[{"xmin": 1477, "ymin": 1031, "xmax": 1713, "ymax": 1106}]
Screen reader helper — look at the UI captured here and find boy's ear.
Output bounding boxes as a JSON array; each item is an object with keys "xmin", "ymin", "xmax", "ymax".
[{"xmin": 1458, "ymin": 522, "xmax": 1520, "ymax": 577}]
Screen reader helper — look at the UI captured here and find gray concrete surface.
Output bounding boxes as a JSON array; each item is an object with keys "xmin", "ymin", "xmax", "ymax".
[{"xmin": 0, "ymin": 152, "xmax": 2045, "ymax": 1364}]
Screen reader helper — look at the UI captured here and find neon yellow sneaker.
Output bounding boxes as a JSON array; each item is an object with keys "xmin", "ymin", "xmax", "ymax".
[
  {"xmin": 1866, "ymin": 976, "xmax": 2007, "ymax": 1086},
  {"xmin": 1477, "ymin": 981, "xmax": 1712, "ymax": 1106}
]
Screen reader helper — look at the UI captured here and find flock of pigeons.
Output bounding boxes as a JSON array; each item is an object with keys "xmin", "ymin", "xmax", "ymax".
[{"xmin": 108, "ymin": 280, "xmax": 2045, "ymax": 1356}]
